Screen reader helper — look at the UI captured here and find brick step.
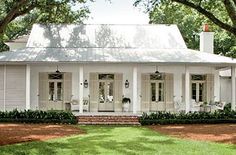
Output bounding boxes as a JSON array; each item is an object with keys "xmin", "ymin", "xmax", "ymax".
[{"xmin": 77, "ymin": 115, "xmax": 140, "ymax": 125}]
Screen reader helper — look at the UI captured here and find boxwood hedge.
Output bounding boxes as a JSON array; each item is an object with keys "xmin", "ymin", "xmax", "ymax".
[
  {"xmin": 0, "ymin": 109, "xmax": 77, "ymax": 124},
  {"xmin": 139, "ymin": 110, "xmax": 236, "ymax": 125}
]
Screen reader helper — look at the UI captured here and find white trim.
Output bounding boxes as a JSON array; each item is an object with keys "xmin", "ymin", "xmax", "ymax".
[
  {"xmin": 132, "ymin": 66, "xmax": 138, "ymax": 113},
  {"xmin": 3, "ymin": 65, "xmax": 6, "ymax": 112},
  {"xmin": 214, "ymin": 71, "xmax": 220, "ymax": 101},
  {"xmin": 79, "ymin": 66, "xmax": 84, "ymax": 113},
  {"xmin": 231, "ymin": 66, "xmax": 235, "ymax": 110},
  {"xmin": 26, "ymin": 64, "xmax": 30, "ymax": 110},
  {"xmin": 185, "ymin": 66, "xmax": 190, "ymax": 112}
]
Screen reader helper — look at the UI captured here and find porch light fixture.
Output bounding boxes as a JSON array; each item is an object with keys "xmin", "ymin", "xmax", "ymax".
[
  {"xmin": 84, "ymin": 80, "xmax": 88, "ymax": 88},
  {"xmin": 55, "ymin": 65, "xmax": 60, "ymax": 74},
  {"xmin": 125, "ymin": 80, "xmax": 129, "ymax": 88}
]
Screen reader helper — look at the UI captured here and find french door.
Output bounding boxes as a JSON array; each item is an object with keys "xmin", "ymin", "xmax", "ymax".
[
  {"xmin": 98, "ymin": 80, "xmax": 114, "ymax": 111},
  {"xmin": 191, "ymin": 81, "xmax": 205, "ymax": 103},
  {"xmin": 150, "ymin": 81, "xmax": 165, "ymax": 111},
  {"xmin": 48, "ymin": 79, "xmax": 63, "ymax": 110}
]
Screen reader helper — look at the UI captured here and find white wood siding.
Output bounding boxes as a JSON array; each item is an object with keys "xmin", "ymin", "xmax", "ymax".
[
  {"xmin": 141, "ymin": 74, "xmax": 150, "ymax": 112},
  {"xmin": 0, "ymin": 66, "xmax": 4, "ymax": 110},
  {"xmin": 89, "ymin": 73, "xmax": 99, "ymax": 112},
  {"xmin": 114, "ymin": 74, "xmax": 123, "ymax": 112},
  {"xmin": 5, "ymin": 66, "xmax": 26, "ymax": 110}
]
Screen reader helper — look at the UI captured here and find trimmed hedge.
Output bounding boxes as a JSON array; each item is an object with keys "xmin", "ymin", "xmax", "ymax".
[
  {"xmin": 0, "ymin": 109, "xmax": 78, "ymax": 124},
  {"xmin": 139, "ymin": 110, "xmax": 236, "ymax": 125}
]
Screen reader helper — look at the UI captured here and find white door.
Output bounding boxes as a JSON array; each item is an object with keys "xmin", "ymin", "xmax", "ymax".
[
  {"xmin": 98, "ymin": 80, "xmax": 114, "ymax": 112},
  {"xmin": 150, "ymin": 81, "xmax": 165, "ymax": 111},
  {"xmin": 48, "ymin": 79, "xmax": 63, "ymax": 110}
]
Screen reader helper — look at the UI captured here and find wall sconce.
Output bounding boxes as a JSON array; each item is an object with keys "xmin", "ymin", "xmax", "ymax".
[
  {"xmin": 84, "ymin": 80, "xmax": 88, "ymax": 88},
  {"xmin": 125, "ymin": 80, "xmax": 129, "ymax": 88}
]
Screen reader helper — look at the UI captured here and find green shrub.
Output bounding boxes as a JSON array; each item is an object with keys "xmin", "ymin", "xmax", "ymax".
[
  {"xmin": 0, "ymin": 109, "xmax": 77, "ymax": 124},
  {"xmin": 139, "ymin": 110, "xmax": 236, "ymax": 125}
]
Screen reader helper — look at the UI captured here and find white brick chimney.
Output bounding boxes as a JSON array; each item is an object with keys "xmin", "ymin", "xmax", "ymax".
[{"xmin": 200, "ymin": 24, "xmax": 214, "ymax": 54}]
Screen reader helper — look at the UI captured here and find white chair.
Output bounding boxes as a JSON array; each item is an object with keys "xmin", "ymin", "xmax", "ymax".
[
  {"xmin": 191, "ymin": 99, "xmax": 201, "ymax": 112},
  {"xmin": 70, "ymin": 99, "xmax": 80, "ymax": 111},
  {"xmin": 214, "ymin": 102, "xmax": 226, "ymax": 111}
]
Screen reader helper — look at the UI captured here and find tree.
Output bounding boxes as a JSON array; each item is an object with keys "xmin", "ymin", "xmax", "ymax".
[
  {"xmin": 0, "ymin": 0, "xmax": 90, "ymax": 52},
  {"xmin": 135, "ymin": 0, "xmax": 236, "ymax": 57},
  {"xmin": 135, "ymin": 0, "xmax": 236, "ymax": 36}
]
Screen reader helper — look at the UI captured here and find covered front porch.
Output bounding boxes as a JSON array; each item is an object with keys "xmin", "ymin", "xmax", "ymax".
[{"xmin": 26, "ymin": 63, "xmax": 236, "ymax": 114}]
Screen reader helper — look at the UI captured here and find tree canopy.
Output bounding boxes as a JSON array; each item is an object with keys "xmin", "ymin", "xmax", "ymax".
[
  {"xmin": 0, "ymin": 0, "xmax": 90, "ymax": 52},
  {"xmin": 135, "ymin": 0, "xmax": 236, "ymax": 57}
]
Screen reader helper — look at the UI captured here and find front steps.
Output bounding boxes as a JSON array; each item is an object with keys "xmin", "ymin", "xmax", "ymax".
[{"xmin": 77, "ymin": 115, "xmax": 140, "ymax": 125}]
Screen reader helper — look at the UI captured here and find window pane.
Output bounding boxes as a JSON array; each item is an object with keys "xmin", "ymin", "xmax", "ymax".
[
  {"xmin": 49, "ymin": 82, "xmax": 54, "ymax": 101},
  {"xmin": 199, "ymin": 83, "xmax": 204, "ymax": 102},
  {"xmin": 99, "ymin": 82, "xmax": 105, "ymax": 103},
  {"xmin": 107, "ymin": 82, "xmax": 114, "ymax": 102},
  {"xmin": 192, "ymin": 83, "xmax": 196, "ymax": 101},
  {"xmin": 158, "ymin": 82, "xmax": 164, "ymax": 101},
  {"xmin": 151, "ymin": 83, "xmax": 156, "ymax": 101},
  {"xmin": 48, "ymin": 74, "xmax": 63, "ymax": 80},
  {"xmin": 57, "ymin": 82, "xmax": 62, "ymax": 101}
]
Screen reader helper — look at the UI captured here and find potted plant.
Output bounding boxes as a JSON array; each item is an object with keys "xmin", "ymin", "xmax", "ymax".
[{"xmin": 122, "ymin": 97, "xmax": 131, "ymax": 112}]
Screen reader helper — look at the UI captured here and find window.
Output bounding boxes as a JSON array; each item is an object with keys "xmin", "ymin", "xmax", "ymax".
[
  {"xmin": 191, "ymin": 75, "xmax": 206, "ymax": 102},
  {"xmin": 48, "ymin": 74, "xmax": 63, "ymax": 80},
  {"xmin": 99, "ymin": 74, "xmax": 114, "ymax": 80},
  {"xmin": 150, "ymin": 74, "xmax": 164, "ymax": 80}
]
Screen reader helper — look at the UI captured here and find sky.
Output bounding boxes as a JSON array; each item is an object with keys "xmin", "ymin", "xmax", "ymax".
[{"xmin": 79, "ymin": 0, "xmax": 149, "ymax": 24}]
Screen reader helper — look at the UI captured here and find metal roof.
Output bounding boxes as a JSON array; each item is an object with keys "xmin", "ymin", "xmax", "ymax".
[
  {"xmin": 26, "ymin": 24, "xmax": 187, "ymax": 49},
  {"xmin": 0, "ymin": 47, "xmax": 235, "ymax": 65}
]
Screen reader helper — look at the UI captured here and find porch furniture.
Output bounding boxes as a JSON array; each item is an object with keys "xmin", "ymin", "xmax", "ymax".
[
  {"xmin": 213, "ymin": 102, "xmax": 226, "ymax": 111},
  {"xmin": 70, "ymin": 99, "xmax": 80, "ymax": 111},
  {"xmin": 122, "ymin": 97, "xmax": 131, "ymax": 112},
  {"xmin": 191, "ymin": 99, "xmax": 201, "ymax": 112},
  {"xmin": 200, "ymin": 105, "xmax": 211, "ymax": 112}
]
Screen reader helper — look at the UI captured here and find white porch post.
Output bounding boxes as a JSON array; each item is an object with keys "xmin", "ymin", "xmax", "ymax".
[
  {"xmin": 3, "ymin": 65, "xmax": 6, "ymax": 112},
  {"xmin": 214, "ymin": 70, "xmax": 220, "ymax": 102},
  {"xmin": 132, "ymin": 65, "xmax": 138, "ymax": 114},
  {"xmin": 79, "ymin": 65, "xmax": 84, "ymax": 113},
  {"xmin": 231, "ymin": 66, "xmax": 236, "ymax": 110},
  {"xmin": 26, "ymin": 64, "xmax": 30, "ymax": 110},
  {"xmin": 185, "ymin": 66, "xmax": 190, "ymax": 112}
]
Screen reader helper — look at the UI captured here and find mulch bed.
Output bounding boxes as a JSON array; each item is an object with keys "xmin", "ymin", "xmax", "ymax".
[
  {"xmin": 0, "ymin": 124, "xmax": 84, "ymax": 146},
  {"xmin": 149, "ymin": 124, "xmax": 236, "ymax": 144}
]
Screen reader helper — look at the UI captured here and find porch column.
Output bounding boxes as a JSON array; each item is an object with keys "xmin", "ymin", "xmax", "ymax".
[
  {"xmin": 79, "ymin": 65, "xmax": 84, "ymax": 113},
  {"xmin": 185, "ymin": 66, "xmax": 190, "ymax": 112},
  {"xmin": 132, "ymin": 66, "xmax": 138, "ymax": 114},
  {"xmin": 3, "ymin": 65, "xmax": 6, "ymax": 112},
  {"xmin": 214, "ymin": 70, "xmax": 220, "ymax": 102},
  {"xmin": 231, "ymin": 66, "xmax": 235, "ymax": 110},
  {"xmin": 26, "ymin": 64, "xmax": 30, "ymax": 110}
]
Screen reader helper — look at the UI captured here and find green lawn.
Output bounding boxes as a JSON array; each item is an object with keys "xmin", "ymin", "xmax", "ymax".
[{"xmin": 0, "ymin": 126, "xmax": 235, "ymax": 155}]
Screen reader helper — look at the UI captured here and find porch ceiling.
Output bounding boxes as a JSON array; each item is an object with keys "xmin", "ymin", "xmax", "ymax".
[{"xmin": 0, "ymin": 47, "xmax": 236, "ymax": 65}]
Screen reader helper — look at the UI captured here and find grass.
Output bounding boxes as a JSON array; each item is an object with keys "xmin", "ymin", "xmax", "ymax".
[{"xmin": 0, "ymin": 125, "xmax": 235, "ymax": 155}]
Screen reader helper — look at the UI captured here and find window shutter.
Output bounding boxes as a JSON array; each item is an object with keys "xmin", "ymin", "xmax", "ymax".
[
  {"xmin": 114, "ymin": 74, "xmax": 123, "ymax": 112},
  {"xmin": 206, "ymin": 74, "xmax": 214, "ymax": 103},
  {"xmin": 141, "ymin": 74, "xmax": 150, "ymax": 112},
  {"xmin": 89, "ymin": 73, "xmax": 98, "ymax": 112},
  {"xmin": 165, "ymin": 73, "xmax": 174, "ymax": 111},
  {"xmin": 39, "ymin": 72, "xmax": 48, "ymax": 110},
  {"xmin": 63, "ymin": 73, "xmax": 72, "ymax": 104},
  {"xmin": 182, "ymin": 74, "xmax": 185, "ymax": 103}
]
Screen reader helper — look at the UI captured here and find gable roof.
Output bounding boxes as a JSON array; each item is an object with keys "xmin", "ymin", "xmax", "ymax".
[{"xmin": 26, "ymin": 24, "xmax": 187, "ymax": 49}]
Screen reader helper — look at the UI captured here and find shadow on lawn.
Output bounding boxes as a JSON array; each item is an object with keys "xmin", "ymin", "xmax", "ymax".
[{"xmin": 0, "ymin": 126, "xmax": 176, "ymax": 155}]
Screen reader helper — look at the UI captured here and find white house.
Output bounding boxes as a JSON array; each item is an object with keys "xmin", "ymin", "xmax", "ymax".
[{"xmin": 0, "ymin": 24, "xmax": 236, "ymax": 114}]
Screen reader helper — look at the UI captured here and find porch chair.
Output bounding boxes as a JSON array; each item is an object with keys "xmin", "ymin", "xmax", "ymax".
[
  {"xmin": 213, "ymin": 102, "xmax": 226, "ymax": 111},
  {"xmin": 70, "ymin": 98, "xmax": 80, "ymax": 111},
  {"xmin": 191, "ymin": 99, "xmax": 201, "ymax": 112}
]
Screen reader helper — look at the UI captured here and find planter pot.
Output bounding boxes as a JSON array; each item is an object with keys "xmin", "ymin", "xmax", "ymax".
[{"xmin": 123, "ymin": 102, "xmax": 130, "ymax": 112}]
